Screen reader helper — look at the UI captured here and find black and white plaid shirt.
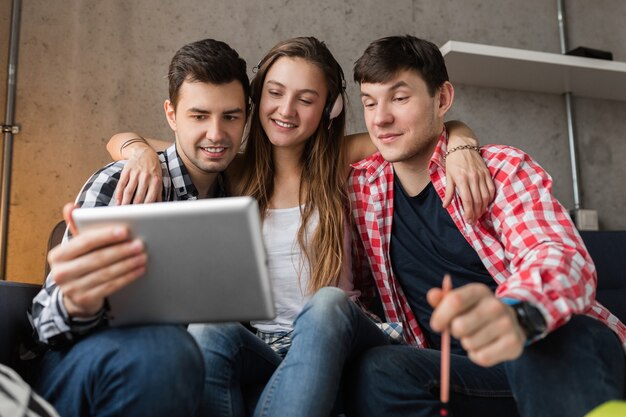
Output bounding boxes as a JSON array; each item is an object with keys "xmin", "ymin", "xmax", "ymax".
[{"xmin": 30, "ymin": 144, "xmax": 226, "ymax": 345}]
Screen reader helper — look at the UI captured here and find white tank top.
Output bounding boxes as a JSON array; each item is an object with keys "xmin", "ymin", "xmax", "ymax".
[{"xmin": 252, "ymin": 206, "xmax": 318, "ymax": 333}]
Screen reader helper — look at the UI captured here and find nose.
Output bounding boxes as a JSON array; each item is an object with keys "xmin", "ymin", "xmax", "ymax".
[
  {"xmin": 373, "ymin": 102, "xmax": 393, "ymax": 127},
  {"xmin": 205, "ymin": 117, "xmax": 225, "ymax": 142},
  {"xmin": 278, "ymin": 96, "xmax": 296, "ymax": 118}
]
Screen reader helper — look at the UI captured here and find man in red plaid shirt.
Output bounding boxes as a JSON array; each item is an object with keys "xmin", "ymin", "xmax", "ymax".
[{"xmin": 346, "ymin": 35, "xmax": 625, "ymax": 417}]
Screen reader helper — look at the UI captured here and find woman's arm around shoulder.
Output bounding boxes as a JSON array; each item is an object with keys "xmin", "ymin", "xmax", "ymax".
[
  {"xmin": 342, "ymin": 121, "xmax": 495, "ymax": 224},
  {"xmin": 106, "ymin": 132, "xmax": 170, "ymax": 205}
]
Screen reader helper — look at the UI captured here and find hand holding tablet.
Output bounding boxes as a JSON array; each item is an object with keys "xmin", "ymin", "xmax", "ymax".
[{"xmin": 71, "ymin": 197, "xmax": 274, "ymax": 326}]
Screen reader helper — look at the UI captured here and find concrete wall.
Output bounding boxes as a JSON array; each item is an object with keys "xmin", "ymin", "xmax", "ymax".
[{"xmin": 1, "ymin": 0, "xmax": 624, "ymax": 282}]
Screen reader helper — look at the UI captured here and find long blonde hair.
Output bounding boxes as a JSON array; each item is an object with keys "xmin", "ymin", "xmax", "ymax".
[{"xmin": 237, "ymin": 37, "xmax": 348, "ymax": 293}]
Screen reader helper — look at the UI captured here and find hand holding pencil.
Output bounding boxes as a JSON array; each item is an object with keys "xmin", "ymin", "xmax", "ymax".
[{"xmin": 429, "ymin": 278, "xmax": 528, "ymax": 371}]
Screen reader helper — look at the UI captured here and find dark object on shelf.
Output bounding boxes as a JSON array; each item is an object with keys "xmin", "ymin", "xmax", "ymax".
[{"xmin": 566, "ymin": 46, "xmax": 613, "ymax": 61}]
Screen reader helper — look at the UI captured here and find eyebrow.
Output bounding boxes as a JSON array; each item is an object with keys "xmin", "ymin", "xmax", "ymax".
[
  {"xmin": 188, "ymin": 107, "xmax": 244, "ymax": 115},
  {"xmin": 360, "ymin": 80, "xmax": 411, "ymax": 98},
  {"xmin": 265, "ymin": 80, "xmax": 320, "ymax": 97}
]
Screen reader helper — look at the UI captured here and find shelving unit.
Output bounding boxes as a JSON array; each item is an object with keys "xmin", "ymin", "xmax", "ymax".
[{"xmin": 440, "ymin": 40, "xmax": 626, "ymax": 101}]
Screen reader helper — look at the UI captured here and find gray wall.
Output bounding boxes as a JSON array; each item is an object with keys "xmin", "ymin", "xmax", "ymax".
[{"xmin": 1, "ymin": 0, "xmax": 625, "ymax": 282}]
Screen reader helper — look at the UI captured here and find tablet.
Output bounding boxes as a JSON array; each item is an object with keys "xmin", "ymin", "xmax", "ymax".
[{"xmin": 72, "ymin": 196, "xmax": 274, "ymax": 326}]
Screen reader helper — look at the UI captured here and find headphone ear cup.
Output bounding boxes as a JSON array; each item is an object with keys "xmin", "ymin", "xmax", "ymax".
[{"xmin": 327, "ymin": 94, "xmax": 343, "ymax": 120}]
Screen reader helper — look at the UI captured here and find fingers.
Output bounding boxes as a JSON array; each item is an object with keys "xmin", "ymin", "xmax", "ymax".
[
  {"xmin": 475, "ymin": 164, "xmax": 495, "ymax": 217},
  {"xmin": 427, "ymin": 287, "xmax": 444, "ymax": 308},
  {"xmin": 483, "ymin": 171, "xmax": 496, "ymax": 203},
  {"xmin": 143, "ymin": 175, "xmax": 163, "ymax": 203},
  {"xmin": 51, "ymin": 232, "xmax": 147, "ymax": 317},
  {"xmin": 454, "ymin": 171, "xmax": 494, "ymax": 225},
  {"xmin": 450, "ymin": 295, "xmax": 504, "ymax": 340},
  {"xmin": 456, "ymin": 178, "xmax": 476, "ymax": 225},
  {"xmin": 140, "ymin": 174, "xmax": 163, "ymax": 203},
  {"xmin": 62, "ymin": 202, "xmax": 79, "ymax": 236},
  {"xmin": 61, "ymin": 252, "xmax": 146, "ymax": 316},
  {"xmin": 445, "ymin": 172, "xmax": 481, "ymax": 225},
  {"xmin": 52, "ymin": 237, "xmax": 143, "ymax": 287},
  {"xmin": 112, "ymin": 145, "xmax": 166, "ymax": 205},
  {"xmin": 121, "ymin": 174, "xmax": 138, "ymax": 206},
  {"xmin": 468, "ymin": 338, "xmax": 524, "ymax": 367},
  {"xmin": 444, "ymin": 145, "xmax": 494, "ymax": 225},
  {"xmin": 468, "ymin": 180, "xmax": 483, "ymax": 223},
  {"xmin": 48, "ymin": 226, "xmax": 131, "ymax": 265},
  {"xmin": 133, "ymin": 173, "xmax": 149, "ymax": 204},
  {"xmin": 115, "ymin": 164, "xmax": 164, "ymax": 205},
  {"xmin": 430, "ymin": 283, "xmax": 491, "ymax": 332},
  {"xmin": 478, "ymin": 180, "xmax": 490, "ymax": 217},
  {"xmin": 465, "ymin": 315, "xmax": 525, "ymax": 367},
  {"xmin": 114, "ymin": 168, "xmax": 131, "ymax": 205},
  {"xmin": 430, "ymin": 284, "xmax": 526, "ymax": 367}
]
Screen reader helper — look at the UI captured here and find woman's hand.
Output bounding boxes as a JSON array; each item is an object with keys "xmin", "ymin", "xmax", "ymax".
[
  {"xmin": 443, "ymin": 148, "xmax": 495, "ymax": 225},
  {"xmin": 443, "ymin": 121, "xmax": 495, "ymax": 224},
  {"xmin": 114, "ymin": 142, "xmax": 163, "ymax": 205}
]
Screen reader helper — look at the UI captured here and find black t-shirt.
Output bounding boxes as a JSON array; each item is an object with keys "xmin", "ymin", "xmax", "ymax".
[{"xmin": 390, "ymin": 175, "xmax": 497, "ymax": 354}]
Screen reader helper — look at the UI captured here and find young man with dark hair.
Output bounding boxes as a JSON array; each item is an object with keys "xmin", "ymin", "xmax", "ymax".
[
  {"xmin": 346, "ymin": 35, "xmax": 625, "ymax": 417},
  {"xmin": 29, "ymin": 38, "xmax": 249, "ymax": 417}
]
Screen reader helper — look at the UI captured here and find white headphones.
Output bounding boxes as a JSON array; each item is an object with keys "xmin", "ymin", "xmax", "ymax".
[
  {"xmin": 325, "ymin": 75, "xmax": 346, "ymax": 121},
  {"xmin": 327, "ymin": 94, "xmax": 344, "ymax": 120}
]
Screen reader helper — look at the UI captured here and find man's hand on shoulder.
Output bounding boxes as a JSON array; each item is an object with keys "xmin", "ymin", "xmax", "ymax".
[
  {"xmin": 50, "ymin": 203, "xmax": 147, "ymax": 318},
  {"xmin": 428, "ymin": 282, "xmax": 526, "ymax": 367}
]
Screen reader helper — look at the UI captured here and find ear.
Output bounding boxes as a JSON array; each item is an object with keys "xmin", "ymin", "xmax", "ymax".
[
  {"xmin": 436, "ymin": 81, "xmax": 454, "ymax": 118},
  {"xmin": 164, "ymin": 99, "xmax": 177, "ymax": 131}
]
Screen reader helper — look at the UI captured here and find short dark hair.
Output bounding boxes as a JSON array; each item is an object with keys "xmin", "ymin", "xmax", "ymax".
[
  {"xmin": 168, "ymin": 38, "xmax": 250, "ymax": 109},
  {"xmin": 353, "ymin": 35, "xmax": 448, "ymax": 96}
]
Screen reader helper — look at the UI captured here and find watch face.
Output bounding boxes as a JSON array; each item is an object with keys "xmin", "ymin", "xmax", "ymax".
[{"xmin": 516, "ymin": 302, "xmax": 546, "ymax": 339}]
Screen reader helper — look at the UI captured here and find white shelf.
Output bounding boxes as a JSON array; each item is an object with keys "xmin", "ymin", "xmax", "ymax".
[{"xmin": 440, "ymin": 41, "xmax": 626, "ymax": 101}]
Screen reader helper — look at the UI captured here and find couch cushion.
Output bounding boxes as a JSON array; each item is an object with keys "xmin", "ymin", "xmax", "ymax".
[
  {"xmin": 580, "ymin": 231, "xmax": 626, "ymax": 323},
  {"xmin": 0, "ymin": 282, "xmax": 40, "ymax": 366}
]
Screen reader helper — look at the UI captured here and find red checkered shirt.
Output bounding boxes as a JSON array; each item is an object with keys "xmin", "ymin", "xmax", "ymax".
[{"xmin": 349, "ymin": 131, "xmax": 626, "ymax": 352}]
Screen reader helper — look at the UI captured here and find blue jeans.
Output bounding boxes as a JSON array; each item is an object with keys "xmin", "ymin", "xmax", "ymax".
[
  {"xmin": 254, "ymin": 287, "xmax": 390, "ymax": 417},
  {"xmin": 346, "ymin": 315, "xmax": 625, "ymax": 417},
  {"xmin": 32, "ymin": 325, "xmax": 204, "ymax": 417},
  {"xmin": 187, "ymin": 322, "xmax": 282, "ymax": 417}
]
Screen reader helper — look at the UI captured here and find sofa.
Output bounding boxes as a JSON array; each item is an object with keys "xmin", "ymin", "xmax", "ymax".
[
  {"xmin": 0, "ymin": 281, "xmax": 40, "ymax": 367},
  {"xmin": 579, "ymin": 231, "xmax": 626, "ymax": 322}
]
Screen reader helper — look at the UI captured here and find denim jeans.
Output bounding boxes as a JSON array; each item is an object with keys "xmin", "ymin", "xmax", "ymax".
[
  {"xmin": 346, "ymin": 315, "xmax": 625, "ymax": 417},
  {"xmin": 253, "ymin": 287, "xmax": 390, "ymax": 417},
  {"xmin": 187, "ymin": 322, "xmax": 282, "ymax": 417},
  {"xmin": 32, "ymin": 325, "xmax": 204, "ymax": 417}
]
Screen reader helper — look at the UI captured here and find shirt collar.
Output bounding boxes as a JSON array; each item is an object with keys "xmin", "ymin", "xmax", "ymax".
[
  {"xmin": 428, "ymin": 128, "xmax": 449, "ymax": 172},
  {"xmin": 163, "ymin": 144, "xmax": 198, "ymax": 200},
  {"xmin": 351, "ymin": 152, "xmax": 390, "ymax": 184},
  {"xmin": 162, "ymin": 144, "xmax": 228, "ymax": 200}
]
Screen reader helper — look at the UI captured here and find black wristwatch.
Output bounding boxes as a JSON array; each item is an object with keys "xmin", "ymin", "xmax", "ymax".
[{"xmin": 511, "ymin": 301, "xmax": 546, "ymax": 340}]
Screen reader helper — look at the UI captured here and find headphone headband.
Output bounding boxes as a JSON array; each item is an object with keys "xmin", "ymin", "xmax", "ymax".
[{"xmin": 324, "ymin": 67, "xmax": 346, "ymax": 121}]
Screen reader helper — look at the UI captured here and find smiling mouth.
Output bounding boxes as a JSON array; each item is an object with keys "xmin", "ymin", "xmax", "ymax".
[
  {"xmin": 273, "ymin": 119, "xmax": 297, "ymax": 129},
  {"xmin": 202, "ymin": 146, "xmax": 226, "ymax": 153}
]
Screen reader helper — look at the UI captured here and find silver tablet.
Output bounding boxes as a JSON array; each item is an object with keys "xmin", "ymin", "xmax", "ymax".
[{"xmin": 72, "ymin": 196, "xmax": 274, "ymax": 326}]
